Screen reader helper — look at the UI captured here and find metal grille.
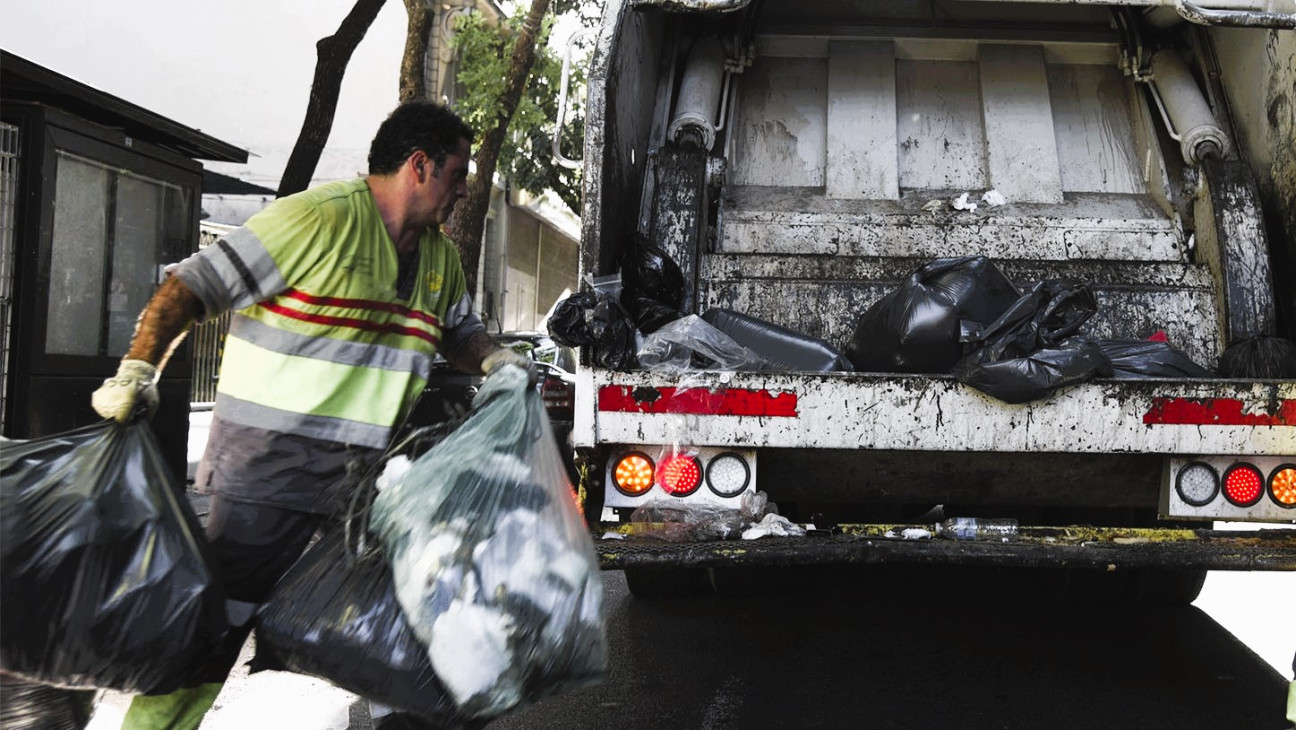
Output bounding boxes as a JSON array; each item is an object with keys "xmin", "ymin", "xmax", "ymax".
[
  {"xmin": 189, "ymin": 311, "xmax": 230, "ymax": 404},
  {"xmin": 189, "ymin": 222, "xmax": 236, "ymax": 404},
  {"xmin": 0, "ymin": 123, "xmax": 19, "ymax": 433}
]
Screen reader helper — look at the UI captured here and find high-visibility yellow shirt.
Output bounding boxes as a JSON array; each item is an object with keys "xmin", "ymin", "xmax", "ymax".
[{"xmin": 175, "ymin": 178, "xmax": 473, "ymax": 448}]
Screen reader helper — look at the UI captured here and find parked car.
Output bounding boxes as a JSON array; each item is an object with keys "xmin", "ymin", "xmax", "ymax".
[{"xmin": 403, "ymin": 332, "xmax": 578, "ymax": 479}]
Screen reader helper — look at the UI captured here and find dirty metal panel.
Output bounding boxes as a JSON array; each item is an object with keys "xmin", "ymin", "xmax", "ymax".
[
  {"xmin": 719, "ymin": 207, "xmax": 1183, "ymax": 261},
  {"xmin": 730, "ymin": 57, "xmax": 826, "ymax": 187},
  {"xmin": 979, "ymin": 44, "xmax": 1064, "ymax": 203},
  {"xmin": 895, "ymin": 59, "xmax": 988, "ymax": 191},
  {"xmin": 703, "ymin": 251, "xmax": 1215, "ymax": 289},
  {"xmin": 593, "ymin": 526, "xmax": 1296, "ymax": 571},
  {"xmin": 826, "ymin": 41, "xmax": 899, "ymax": 200},
  {"xmin": 1087, "ymin": 289, "xmax": 1221, "ymax": 365},
  {"xmin": 590, "ymin": 371, "xmax": 1296, "ymax": 455},
  {"xmin": 1048, "ymin": 63, "xmax": 1145, "ymax": 195}
]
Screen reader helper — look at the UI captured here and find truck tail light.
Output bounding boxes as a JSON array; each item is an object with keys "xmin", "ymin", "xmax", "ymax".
[
  {"xmin": 658, "ymin": 454, "xmax": 702, "ymax": 497},
  {"xmin": 541, "ymin": 378, "xmax": 573, "ymax": 411},
  {"xmin": 1222, "ymin": 464, "xmax": 1264, "ymax": 507},
  {"xmin": 706, "ymin": 452, "xmax": 751, "ymax": 497},
  {"xmin": 613, "ymin": 452, "xmax": 654, "ymax": 496},
  {"xmin": 1269, "ymin": 465, "xmax": 1296, "ymax": 508},
  {"xmin": 1176, "ymin": 461, "xmax": 1219, "ymax": 506}
]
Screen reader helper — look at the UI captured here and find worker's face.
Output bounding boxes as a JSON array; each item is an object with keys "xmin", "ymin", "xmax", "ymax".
[{"xmin": 418, "ymin": 138, "xmax": 471, "ymax": 226}]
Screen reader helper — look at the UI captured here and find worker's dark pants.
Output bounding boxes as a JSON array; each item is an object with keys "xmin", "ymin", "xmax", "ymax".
[{"xmin": 187, "ymin": 495, "xmax": 325, "ymax": 685}]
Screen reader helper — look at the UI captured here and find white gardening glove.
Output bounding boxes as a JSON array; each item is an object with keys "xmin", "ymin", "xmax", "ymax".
[
  {"xmin": 481, "ymin": 347, "xmax": 538, "ymax": 386},
  {"xmin": 91, "ymin": 359, "xmax": 160, "ymax": 422}
]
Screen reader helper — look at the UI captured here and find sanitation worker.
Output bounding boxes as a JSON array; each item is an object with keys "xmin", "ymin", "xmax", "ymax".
[{"xmin": 91, "ymin": 101, "xmax": 530, "ymax": 730}]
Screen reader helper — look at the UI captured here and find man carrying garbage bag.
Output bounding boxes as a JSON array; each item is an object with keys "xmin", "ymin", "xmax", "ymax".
[{"xmin": 90, "ymin": 101, "xmax": 532, "ymax": 730}]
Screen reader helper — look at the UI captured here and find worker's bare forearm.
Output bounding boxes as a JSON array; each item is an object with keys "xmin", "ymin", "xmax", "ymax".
[
  {"xmin": 447, "ymin": 329, "xmax": 500, "ymax": 375},
  {"xmin": 125, "ymin": 276, "xmax": 205, "ymax": 370}
]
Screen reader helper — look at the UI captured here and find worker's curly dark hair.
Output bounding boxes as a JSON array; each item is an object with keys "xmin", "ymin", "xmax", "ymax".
[{"xmin": 368, "ymin": 101, "xmax": 474, "ymax": 176}]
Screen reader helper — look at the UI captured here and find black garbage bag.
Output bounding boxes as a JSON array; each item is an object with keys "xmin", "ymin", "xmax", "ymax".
[
  {"xmin": 1094, "ymin": 339, "xmax": 1215, "ymax": 378},
  {"xmin": 702, "ymin": 308, "xmax": 853, "ymax": 371},
  {"xmin": 960, "ymin": 279, "xmax": 1098, "ymax": 358},
  {"xmin": 0, "ymin": 676, "xmax": 95, "ymax": 730},
  {"xmin": 0, "ymin": 421, "xmax": 227, "ymax": 693},
  {"xmin": 954, "ymin": 280, "xmax": 1111, "ymax": 403},
  {"xmin": 547, "ymin": 291, "xmax": 639, "ymax": 371},
  {"xmin": 254, "ymin": 527, "xmax": 470, "ymax": 727},
  {"xmin": 1217, "ymin": 336, "xmax": 1296, "ymax": 379},
  {"xmin": 954, "ymin": 338, "xmax": 1113, "ymax": 404},
  {"xmin": 847, "ymin": 256, "xmax": 1020, "ymax": 373},
  {"xmin": 621, "ymin": 234, "xmax": 686, "ymax": 333}
]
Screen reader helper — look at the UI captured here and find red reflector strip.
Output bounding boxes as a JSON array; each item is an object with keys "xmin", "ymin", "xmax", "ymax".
[
  {"xmin": 1143, "ymin": 398, "xmax": 1296, "ymax": 426},
  {"xmin": 598, "ymin": 385, "xmax": 798, "ymax": 417}
]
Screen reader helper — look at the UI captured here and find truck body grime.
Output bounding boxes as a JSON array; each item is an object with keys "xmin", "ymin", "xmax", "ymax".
[{"xmin": 571, "ymin": 0, "xmax": 1296, "ymax": 597}]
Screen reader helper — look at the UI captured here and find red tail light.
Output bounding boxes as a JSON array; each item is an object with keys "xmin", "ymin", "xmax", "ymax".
[
  {"xmin": 658, "ymin": 454, "xmax": 702, "ymax": 497},
  {"xmin": 540, "ymin": 378, "xmax": 573, "ymax": 412},
  {"xmin": 1222, "ymin": 464, "xmax": 1264, "ymax": 507}
]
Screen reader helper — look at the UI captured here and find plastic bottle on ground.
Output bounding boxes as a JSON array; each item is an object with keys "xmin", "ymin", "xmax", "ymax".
[{"xmin": 936, "ymin": 517, "xmax": 1019, "ymax": 541}]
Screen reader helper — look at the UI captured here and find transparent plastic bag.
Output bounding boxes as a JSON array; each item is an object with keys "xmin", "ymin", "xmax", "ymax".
[
  {"xmin": 372, "ymin": 365, "xmax": 607, "ymax": 720},
  {"xmin": 0, "ymin": 421, "xmax": 227, "ymax": 693},
  {"xmin": 637, "ymin": 314, "xmax": 773, "ymax": 373}
]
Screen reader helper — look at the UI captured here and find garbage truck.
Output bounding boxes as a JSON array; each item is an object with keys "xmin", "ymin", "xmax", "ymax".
[{"xmin": 562, "ymin": 0, "xmax": 1296, "ymax": 600}]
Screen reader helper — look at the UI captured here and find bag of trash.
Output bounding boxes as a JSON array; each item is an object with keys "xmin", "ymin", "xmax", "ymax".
[
  {"xmin": 0, "ymin": 421, "xmax": 227, "ymax": 694},
  {"xmin": 254, "ymin": 526, "xmax": 468, "ymax": 727},
  {"xmin": 621, "ymin": 234, "xmax": 686, "ymax": 333},
  {"xmin": 1217, "ymin": 335, "xmax": 1296, "ymax": 379},
  {"xmin": 372, "ymin": 364, "xmax": 608, "ymax": 720},
  {"xmin": 638, "ymin": 314, "xmax": 772, "ymax": 373},
  {"xmin": 702, "ymin": 308, "xmax": 853, "ymax": 372},
  {"xmin": 847, "ymin": 256, "xmax": 1020, "ymax": 373},
  {"xmin": 547, "ymin": 291, "xmax": 639, "ymax": 371},
  {"xmin": 1094, "ymin": 339, "xmax": 1215, "ymax": 378},
  {"xmin": 0, "ymin": 676, "xmax": 95, "ymax": 730},
  {"xmin": 954, "ymin": 337, "xmax": 1112, "ymax": 404},
  {"xmin": 954, "ymin": 280, "xmax": 1112, "ymax": 403}
]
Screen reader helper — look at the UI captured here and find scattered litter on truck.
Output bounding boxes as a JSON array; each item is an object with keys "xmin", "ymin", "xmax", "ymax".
[
  {"xmin": 952, "ymin": 192, "xmax": 978, "ymax": 211},
  {"xmin": 981, "ymin": 189, "xmax": 1007, "ymax": 207}
]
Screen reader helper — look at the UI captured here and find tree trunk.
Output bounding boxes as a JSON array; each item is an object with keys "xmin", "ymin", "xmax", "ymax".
[
  {"xmin": 450, "ymin": 0, "xmax": 551, "ymax": 298},
  {"xmin": 278, "ymin": 0, "xmax": 388, "ymax": 197},
  {"xmin": 400, "ymin": 0, "xmax": 435, "ymax": 103}
]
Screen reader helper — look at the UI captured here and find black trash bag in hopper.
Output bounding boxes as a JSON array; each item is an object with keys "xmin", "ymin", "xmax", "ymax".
[
  {"xmin": 253, "ymin": 527, "xmax": 470, "ymax": 728},
  {"xmin": 0, "ymin": 421, "xmax": 227, "ymax": 693},
  {"xmin": 621, "ymin": 234, "xmax": 686, "ymax": 333},
  {"xmin": 702, "ymin": 308, "xmax": 853, "ymax": 371},
  {"xmin": 953, "ymin": 280, "xmax": 1113, "ymax": 403},
  {"xmin": 547, "ymin": 291, "xmax": 638, "ymax": 371},
  {"xmin": 847, "ymin": 256, "xmax": 1021, "ymax": 373},
  {"xmin": 1094, "ymin": 339, "xmax": 1215, "ymax": 378}
]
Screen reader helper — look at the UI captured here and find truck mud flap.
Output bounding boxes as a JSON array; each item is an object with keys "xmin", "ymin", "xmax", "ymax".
[{"xmin": 593, "ymin": 525, "xmax": 1296, "ymax": 571}]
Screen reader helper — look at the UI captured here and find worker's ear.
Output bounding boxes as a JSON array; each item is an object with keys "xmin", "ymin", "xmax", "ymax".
[{"xmin": 410, "ymin": 151, "xmax": 429, "ymax": 180}]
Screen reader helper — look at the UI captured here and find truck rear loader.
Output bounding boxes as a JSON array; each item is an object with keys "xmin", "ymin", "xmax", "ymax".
[{"xmin": 565, "ymin": 0, "xmax": 1296, "ymax": 601}]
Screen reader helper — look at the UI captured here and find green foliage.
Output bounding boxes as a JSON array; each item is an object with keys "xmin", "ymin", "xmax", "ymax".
[{"xmin": 451, "ymin": 3, "xmax": 600, "ymax": 215}]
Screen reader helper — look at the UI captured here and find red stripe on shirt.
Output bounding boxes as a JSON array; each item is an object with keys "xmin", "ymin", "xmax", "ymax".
[
  {"xmin": 281, "ymin": 288, "xmax": 441, "ymax": 327},
  {"xmin": 260, "ymin": 301, "xmax": 441, "ymax": 346}
]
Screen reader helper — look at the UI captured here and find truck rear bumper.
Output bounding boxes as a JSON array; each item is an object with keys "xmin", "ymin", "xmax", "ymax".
[
  {"xmin": 581, "ymin": 371, "xmax": 1295, "ymax": 455},
  {"xmin": 593, "ymin": 525, "xmax": 1296, "ymax": 571}
]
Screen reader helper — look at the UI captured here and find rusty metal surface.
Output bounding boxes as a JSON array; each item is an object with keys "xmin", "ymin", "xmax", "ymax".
[{"xmin": 594, "ymin": 524, "xmax": 1296, "ymax": 570}]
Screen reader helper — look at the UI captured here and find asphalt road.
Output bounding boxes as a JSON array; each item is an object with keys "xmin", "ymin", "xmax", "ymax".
[
  {"xmin": 85, "ymin": 566, "xmax": 1292, "ymax": 730},
  {"xmin": 487, "ymin": 566, "xmax": 1290, "ymax": 730}
]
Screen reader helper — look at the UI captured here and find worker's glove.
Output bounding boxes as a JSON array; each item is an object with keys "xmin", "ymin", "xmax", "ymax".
[
  {"xmin": 481, "ymin": 348, "xmax": 538, "ymax": 386},
  {"xmin": 91, "ymin": 359, "xmax": 160, "ymax": 422}
]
